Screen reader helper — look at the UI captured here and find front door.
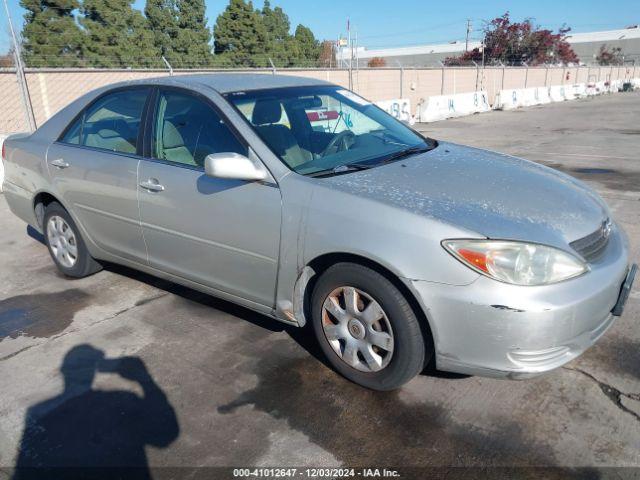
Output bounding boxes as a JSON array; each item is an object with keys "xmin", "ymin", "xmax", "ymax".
[
  {"xmin": 138, "ymin": 89, "xmax": 281, "ymax": 307},
  {"xmin": 47, "ymin": 87, "xmax": 150, "ymax": 263}
]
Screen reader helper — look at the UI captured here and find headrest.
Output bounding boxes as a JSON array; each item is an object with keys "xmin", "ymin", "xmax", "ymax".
[
  {"xmin": 162, "ymin": 120, "xmax": 186, "ymax": 149},
  {"xmin": 252, "ymin": 99, "xmax": 282, "ymax": 125}
]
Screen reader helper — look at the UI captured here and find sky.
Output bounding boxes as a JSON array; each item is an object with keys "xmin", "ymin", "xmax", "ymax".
[{"xmin": 1, "ymin": 0, "xmax": 640, "ymax": 54}]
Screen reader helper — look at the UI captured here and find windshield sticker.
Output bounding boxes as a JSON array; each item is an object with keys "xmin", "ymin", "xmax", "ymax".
[
  {"xmin": 336, "ymin": 89, "xmax": 370, "ymax": 106},
  {"xmin": 307, "ymin": 110, "xmax": 340, "ymax": 122},
  {"xmin": 342, "ymin": 112, "xmax": 354, "ymax": 128}
]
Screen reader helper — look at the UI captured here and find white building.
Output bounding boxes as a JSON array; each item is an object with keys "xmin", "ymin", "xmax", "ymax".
[{"xmin": 337, "ymin": 25, "xmax": 640, "ymax": 67}]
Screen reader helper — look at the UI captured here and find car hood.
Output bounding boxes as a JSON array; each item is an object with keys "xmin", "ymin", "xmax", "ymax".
[{"xmin": 322, "ymin": 142, "xmax": 609, "ymax": 250}]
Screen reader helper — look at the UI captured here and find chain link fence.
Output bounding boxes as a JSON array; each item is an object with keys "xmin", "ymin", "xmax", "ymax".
[{"xmin": 1, "ymin": 63, "xmax": 638, "ymax": 134}]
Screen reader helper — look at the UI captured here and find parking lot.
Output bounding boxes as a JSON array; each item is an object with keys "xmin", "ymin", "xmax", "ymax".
[{"xmin": 0, "ymin": 92, "xmax": 639, "ymax": 476}]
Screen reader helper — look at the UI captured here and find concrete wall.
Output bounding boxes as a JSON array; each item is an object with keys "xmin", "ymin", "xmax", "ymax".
[{"xmin": 1, "ymin": 65, "xmax": 638, "ymax": 134}]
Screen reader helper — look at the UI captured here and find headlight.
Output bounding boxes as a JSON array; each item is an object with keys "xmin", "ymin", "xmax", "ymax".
[{"xmin": 442, "ymin": 239, "xmax": 588, "ymax": 286}]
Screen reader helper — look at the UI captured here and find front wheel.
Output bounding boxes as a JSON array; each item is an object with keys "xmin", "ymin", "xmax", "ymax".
[{"xmin": 311, "ymin": 263, "xmax": 429, "ymax": 390}]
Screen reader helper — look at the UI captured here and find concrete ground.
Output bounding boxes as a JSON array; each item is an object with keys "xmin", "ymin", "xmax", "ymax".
[{"xmin": 0, "ymin": 92, "xmax": 639, "ymax": 478}]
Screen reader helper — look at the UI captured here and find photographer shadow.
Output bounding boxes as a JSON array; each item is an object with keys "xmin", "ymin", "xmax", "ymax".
[{"xmin": 12, "ymin": 344, "xmax": 179, "ymax": 480}]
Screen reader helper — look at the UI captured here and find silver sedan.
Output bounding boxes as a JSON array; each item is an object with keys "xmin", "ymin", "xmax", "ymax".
[{"xmin": 2, "ymin": 74, "xmax": 636, "ymax": 390}]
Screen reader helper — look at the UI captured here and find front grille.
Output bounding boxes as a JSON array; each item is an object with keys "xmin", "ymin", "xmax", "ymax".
[{"xmin": 570, "ymin": 219, "xmax": 611, "ymax": 262}]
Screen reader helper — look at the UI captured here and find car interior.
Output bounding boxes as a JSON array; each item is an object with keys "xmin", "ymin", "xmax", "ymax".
[
  {"xmin": 155, "ymin": 92, "xmax": 245, "ymax": 167},
  {"xmin": 250, "ymin": 98, "xmax": 314, "ymax": 168},
  {"xmin": 64, "ymin": 89, "xmax": 148, "ymax": 154},
  {"xmin": 83, "ymin": 118, "xmax": 139, "ymax": 154}
]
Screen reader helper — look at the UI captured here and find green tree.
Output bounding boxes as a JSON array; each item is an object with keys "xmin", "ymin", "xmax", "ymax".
[
  {"xmin": 213, "ymin": 0, "xmax": 268, "ymax": 67},
  {"xmin": 174, "ymin": 0, "xmax": 214, "ymax": 67},
  {"xmin": 261, "ymin": 0, "xmax": 289, "ymax": 40},
  {"xmin": 291, "ymin": 24, "xmax": 320, "ymax": 67},
  {"xmin": 20, "ymin": 0, "xmax": 84, "ymax": 67},
  {"xmin": 261, "ymin": 0, "xmax": 290, "ymax": 65},
  {"xmin": 81, "ymin": 0, "xmax": 160, "ymax": 67},
  {"xmin": 145, "ymin": 0, "xmax": 179, "ymax": 63}
]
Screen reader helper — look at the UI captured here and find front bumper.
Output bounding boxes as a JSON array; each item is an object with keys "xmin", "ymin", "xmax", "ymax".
[{"xmin": 407, "ymin": 224, "xmax": 633, "ymax": 379}]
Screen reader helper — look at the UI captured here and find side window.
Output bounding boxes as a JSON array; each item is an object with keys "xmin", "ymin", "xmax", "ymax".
[
  {"xmin": 61, "ymin": 89, "xmax": 148, "ymax": 154},
  {"xmin": 61, "ymin": 116, "xmax": 82, "ymax": 145},
  {"xmin": 153, "ymin": 91, "xmax": 247, "ymax": 168}
]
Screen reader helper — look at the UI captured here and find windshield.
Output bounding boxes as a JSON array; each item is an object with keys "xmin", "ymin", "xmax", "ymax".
[{"xmin": 225, "ymin": 86, "xmax": 434, "ymax": 176}]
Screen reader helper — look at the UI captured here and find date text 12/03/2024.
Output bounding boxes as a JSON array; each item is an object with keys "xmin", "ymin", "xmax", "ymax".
[{"xmin": 232, "ymin": 468, "xmax": 401, "ymax": 478}]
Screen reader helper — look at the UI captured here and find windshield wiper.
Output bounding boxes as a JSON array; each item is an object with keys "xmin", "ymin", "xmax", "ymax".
[
  {"xmin": 380, "ymin": 145, "xmax": 432, "ymax": 164},
  {"xmin": 307, "ymin": 145, "xmax": 433, "ymax": 178},
  {"xmin": 308, "ymin": 163, "xmax": 371, "ymax": 178},
  {"xmin": 371, "ymin": 131, "xmax": 411, "ymax": 147}
]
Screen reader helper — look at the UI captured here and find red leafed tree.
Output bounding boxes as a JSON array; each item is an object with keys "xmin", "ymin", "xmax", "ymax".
[
  {"xmin": 367, "ymin": 57, "xmax": 387, "ymax": 67},
  {"xmin": 445, "ymin": 13, "xmax": 578, "ymax": 66}
]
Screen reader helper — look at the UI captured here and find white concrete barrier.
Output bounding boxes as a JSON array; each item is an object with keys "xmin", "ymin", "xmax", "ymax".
[
  {"xmin": 419, "ymin": 91, "xmax": 490, "ymax": 122},
  {"xmin": 549, "ymin": 85, "xmax": 567, "ymax": 102},
  {"xmin": 422, "ymin": 78, "xmax": 627, "ymax": 122},
  {"xmin": 375, "ymin": 98, "xmax": 414, "ymax": 124},
  {"xmin": 523, "ymin": 87, "xmax": 552, "ymax": 107},
  {"xmin": 609, "ymin": 79, "xmax": 623, "ymax": 93},
  {"xmin": 536, "ymin": 87, "xmax": 552, "ymax": 105},
  {"xmin": 494, "ymin": 89, "xmax": 521, "ymax": 110},
  {"xmin": 571, "ymin": 83, "xmax": 587, "ymax": 99},
  {"xmin": 418, "ymin": 95, "xmax": 452, "ymax": 122},
  {"xmin": 458, "ymin": 91, "xmax": 491, "ymax": 115},
  {"xmin": 495, "ymin": 87, "xmax": 554, "ymax": 110}
]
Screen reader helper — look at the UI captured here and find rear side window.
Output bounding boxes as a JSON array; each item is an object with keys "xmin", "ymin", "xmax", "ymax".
[
  {"xmin": 61, "ymin": 89, "xmax": 149, "ymax": 154},
  {"xmin": 152, "ymin": 90, "xmax": 246, "ymax": 168}
]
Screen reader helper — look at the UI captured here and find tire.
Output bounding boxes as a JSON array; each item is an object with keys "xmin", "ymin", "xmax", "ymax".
[
  {"xmin": 311, "ymin": 262, "xmax": 429, "ymax": 391},
  {"xmin": 43, "ymin": 202, "xmax": 102, "ymax": 278}
]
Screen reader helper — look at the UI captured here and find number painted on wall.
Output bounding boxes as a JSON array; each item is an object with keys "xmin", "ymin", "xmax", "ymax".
[{"xmin": 375, "ymin": 99, "xmax": 413, "ymax": 124}]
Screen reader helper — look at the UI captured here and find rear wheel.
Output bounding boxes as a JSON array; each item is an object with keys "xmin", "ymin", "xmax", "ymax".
[
  {"xmin": 43, "ymin": 202, "xmax": 102, "ymax": 278},
  {"xmin": 311, "ymin": 262, "xmax": 428, "ymax": 390}
]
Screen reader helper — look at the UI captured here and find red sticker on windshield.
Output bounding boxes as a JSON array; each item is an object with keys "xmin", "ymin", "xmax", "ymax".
[{"xmin": 307, "ymin": 110, "xmax": 340, "ymax": 122}]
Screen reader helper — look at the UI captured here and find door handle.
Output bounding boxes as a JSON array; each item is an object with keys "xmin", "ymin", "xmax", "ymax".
[
  {"xmin": 139, "ymin": 179, "xmax": 165, "ymax": 192},
  {"xmin": 50, "ymin": 158, "xmax": 70, "ymax": 169}
]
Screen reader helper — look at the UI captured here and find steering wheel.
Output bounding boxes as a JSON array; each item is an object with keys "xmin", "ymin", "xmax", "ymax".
[{"xmin": 321, "ymin": 130, "xmax": 356, "ymax": 157}]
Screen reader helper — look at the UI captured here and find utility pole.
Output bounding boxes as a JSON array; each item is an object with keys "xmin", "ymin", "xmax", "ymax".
[
  {"xmin": 348, "ymin": 18, "xmax": 353, "ymax": 90},
  {"xmin": 3, "ymin": 0, "xmax": 36, "ymax": 131},
  {"xmin": 465, "ymin": 19, "xmax": 472, "ymax": 52},
  {"xmin": 480, "ymin": 34, "xmax": 486, "ymax": 91},
  {"xmin": 355, "ymin": 28, "xmax": 359, "ymax": 92}
]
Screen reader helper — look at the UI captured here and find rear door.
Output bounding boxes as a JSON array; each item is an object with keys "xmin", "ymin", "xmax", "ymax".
[
  {"xmin": 137, "ymin": 88, "xmax": 282, "ymax": 307},
  {"xmin": 47, "ymin": 87, "xmax": 150, "ymax": 263}
]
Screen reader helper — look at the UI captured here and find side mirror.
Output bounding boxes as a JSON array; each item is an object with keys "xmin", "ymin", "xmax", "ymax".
[{"xmin": 204, "ymin": 153, "xmax": 268, "ymax": 181}]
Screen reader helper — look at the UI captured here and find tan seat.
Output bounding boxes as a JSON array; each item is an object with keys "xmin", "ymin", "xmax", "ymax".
[{"xmin": 251, "ymin": 99, "xmax": 312, "ymax": 168}]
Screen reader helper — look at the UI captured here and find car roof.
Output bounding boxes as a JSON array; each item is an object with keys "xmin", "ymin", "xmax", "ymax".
[{"xmin": 123, "ymin": 73, "xmax": 333, "ymax": 94}]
